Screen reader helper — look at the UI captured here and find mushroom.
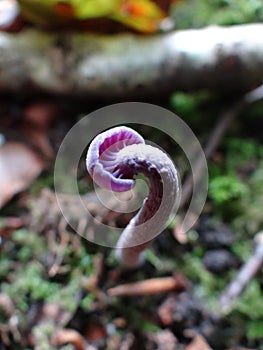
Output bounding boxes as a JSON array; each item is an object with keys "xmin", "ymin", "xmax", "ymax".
[{"xmin": 86, "ymin": 126, "xmax": 180, "ymax": 268}]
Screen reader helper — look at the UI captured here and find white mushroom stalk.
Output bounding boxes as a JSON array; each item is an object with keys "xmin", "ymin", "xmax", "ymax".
[{"xmin": 86, "ymin": 126, "xmax": 180, "ymax": 268}]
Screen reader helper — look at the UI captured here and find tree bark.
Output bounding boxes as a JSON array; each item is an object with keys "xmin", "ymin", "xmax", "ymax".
[{"xmin": 1, "ymin": 24, "xmax": 263, "ymax": 98}]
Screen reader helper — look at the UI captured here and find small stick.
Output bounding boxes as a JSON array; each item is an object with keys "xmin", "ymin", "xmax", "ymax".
[
  {"xmin": 107, "ymin": 273, "xmax": 189, "ymax": 297},
  {"xmin": 218, "ymin": 231, "xmax": 263, "ymax": 314}
]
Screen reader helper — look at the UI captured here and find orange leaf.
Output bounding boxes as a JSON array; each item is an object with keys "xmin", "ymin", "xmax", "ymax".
[
  {"xmin": 113, "ymin": 0, "xmax": 166, "ymax": 33},
  {"xmin": 120, "ymin": 0, "xmax": 165, "ymax": 17},
  {"xmin": 121, "ymin": 1, "xmax": 149, "ymax": 16},
  {"xmin": 54, "ymin": 1, "xmax": 75, "ymax": 18}
]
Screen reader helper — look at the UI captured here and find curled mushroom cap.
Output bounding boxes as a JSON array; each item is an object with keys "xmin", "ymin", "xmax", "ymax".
[
  {"xmin": 86, "ymin": 126, "xmax": 145, "ymax": 192},
  {"xmin": 86, "ymin": 126, "xmax": 180, "ymax": 268}
]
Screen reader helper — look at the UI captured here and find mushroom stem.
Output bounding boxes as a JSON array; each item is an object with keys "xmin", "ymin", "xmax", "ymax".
[
  {"xmin": 86, "ymin": 126, "xmax": 180, "ymax": 268},
  {"xmin": 114, "ymin": 144, "xmax": 179, "ymax": 267}
]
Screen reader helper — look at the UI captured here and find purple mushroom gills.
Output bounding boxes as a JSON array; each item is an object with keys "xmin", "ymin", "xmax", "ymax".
[{"xmin": 86, "ymin": 126, "xmax": 180, "ymax": 268}]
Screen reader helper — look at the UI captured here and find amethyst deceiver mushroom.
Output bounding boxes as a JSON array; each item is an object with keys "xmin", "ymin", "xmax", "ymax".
[{"xmin": 86, "ymin": 126, "xmax": 180, "ymax": 268}]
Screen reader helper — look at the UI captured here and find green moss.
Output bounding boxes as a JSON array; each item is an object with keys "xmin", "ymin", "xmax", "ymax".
[
  {"xmin": 181, "ymin": 249, "xmax": 226, "ymax": 302},
  {"xmin": 209, "ymin": 174, "xmax": 249, "ymax": 219},
  {"xmin": 13, "ymin": 229, "xmax": 46, "ymax": 257},
  {"xmin": 225, "ymin": 138, "xmax": 263, "ymax": 171},
  {"xmin": 231, "ymin": 240, "xmax": 253, "ymax": 261},
  {"xmin": 207, "ymin": 137, "xmax": 263, "ymax": 229},
  {"xmin": 2, "ymin": 262, "xmax": 60, "ymax": 311},
  {"xmin": 49, "ymin": 276, "xmax": 80, "ymax": 313},
  {"xmin": 32, "ymin": 323, "xmax": 57, "ymax": 350},
  {"xmin": 170, "ymin": 91, "xmax": 213, "ymax": 130},
  {"xmin": 171, "ymin": 0, "xmax": 263, "ymax": 29},
  {"xmin": 80, "ymin": 293, "xmax": 95, "ymax": 310},
  {"xmin": 234, "ymin": 166, "xmax": 263, "ymax": 234},
  {"xmin": 209, "ymin": 175, "xmax": 248, "ymax": 205},
  {"xmin": 29, "ymin": 171, "xmax": 55, "ymax": 195},
  {"xmin": 137, "ymin": 320, "xmax": 161, "ymax": 332}
]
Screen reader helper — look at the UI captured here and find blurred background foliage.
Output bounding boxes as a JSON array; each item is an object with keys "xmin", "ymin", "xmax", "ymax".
[{"xmin": 171, "ymin": 0, "xmax": 263, "ymax": 29}]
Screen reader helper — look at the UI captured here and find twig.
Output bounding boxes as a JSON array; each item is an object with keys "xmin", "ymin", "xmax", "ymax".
[
  {"xmin": 181, "ymin": 84, "xmax": 263, "ymax": 207},
  {"xmin": 174, "ymin": 84, "xmax": 263, "ymax": 244},
  {"xmin": 107, "ymin": 273, "xmax": 189, "ymax": 297},
  {"xmin": 53, "ymin": 328, "xmax": 87, "ymax": 350},
  {"xmin": 218, "ymin": 231, "xmax": 263, "ymax": 314}
]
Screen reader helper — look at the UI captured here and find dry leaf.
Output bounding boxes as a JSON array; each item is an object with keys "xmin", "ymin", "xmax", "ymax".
[
  {"xmin": 24, "ymin": 101, "xmax": 59, "ymax": 130},
  {"xmin": 158, "ymin": 294, "xmax": 177, "ymax": 326},
  {"xmin": 54, "ymin": 328, "xmax": 86, "ymax": 350},
  {"xmin": 22, "ymin": 128, "xmax": 54, "ymax": 159},
  {"xmin": 85, "ymin": 321, "xmax": 107, "ymax": 343},
  {"xmin": 147, "ymin": 330, "xmax": 178, "ymax": 350},
  {"xmin": 0, "ymin": 216, "xmax": 25, "ymax": 246},
  {"xmin": 0, "ymin": 142, "xmax": 43, "ymax": 208},
  {"xmin": 0, "ymin": 293, "xmax": 15, "ymax": 317},
  {"xmin": 22, "ymin": 100, "xmax": 60, "ymax": 159},
  {"xmin": 185, "ymin": 334, "xmax": 212, "ymax": 350}
]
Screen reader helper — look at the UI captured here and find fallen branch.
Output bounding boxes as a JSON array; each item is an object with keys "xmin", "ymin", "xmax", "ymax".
[
  {"xmin": 218, "ymin": 231, "xmax": 263, "ymax": 314},
  {"xmin": 1, "ymin": 24, "xmax": 263, "ymax": 97}
]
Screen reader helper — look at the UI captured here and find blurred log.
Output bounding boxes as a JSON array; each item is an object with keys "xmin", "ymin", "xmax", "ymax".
[{"xmin": 1, "ymin": 24, "xmax": 263, "ymax": 98}]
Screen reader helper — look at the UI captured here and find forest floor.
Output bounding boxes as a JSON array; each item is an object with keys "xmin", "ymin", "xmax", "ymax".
[{"xmin": 0, "ymin": 94, "xmax": 263, "ymax": 350}]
